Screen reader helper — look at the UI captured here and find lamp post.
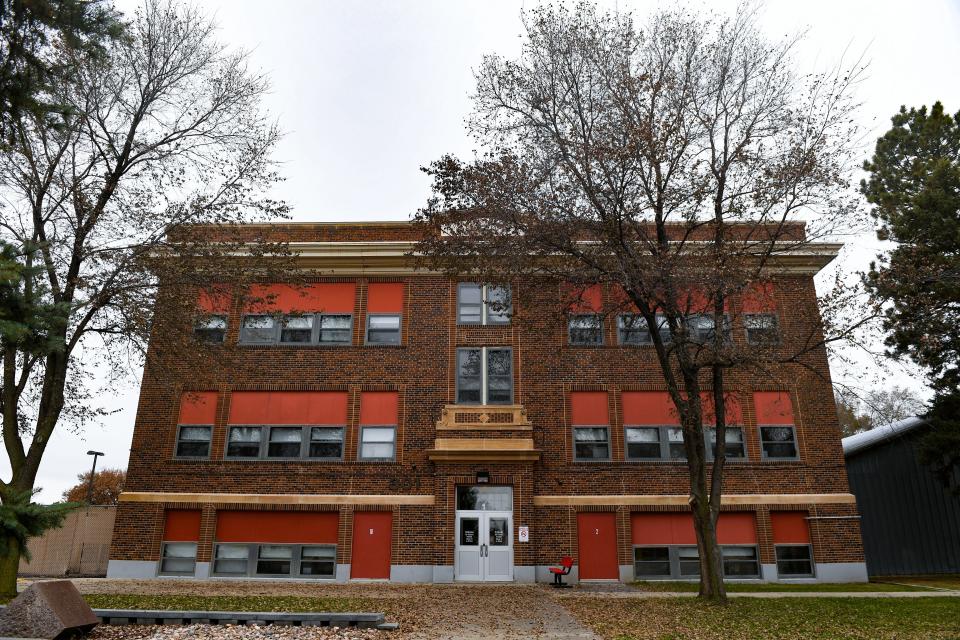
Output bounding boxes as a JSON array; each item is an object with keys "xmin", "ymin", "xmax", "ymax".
[{"xmin": 86, "ymin": 451, "xmax": 104, "ymax": 504}]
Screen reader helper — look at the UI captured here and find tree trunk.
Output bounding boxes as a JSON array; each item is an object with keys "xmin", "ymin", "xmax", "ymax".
[
  {"xmin": 0, "ymin": 534, "xmax": 20, "ymax": 598},
  {"xmin": 691, "ymin": 501, "xmax": 727, "ymax": 602}
]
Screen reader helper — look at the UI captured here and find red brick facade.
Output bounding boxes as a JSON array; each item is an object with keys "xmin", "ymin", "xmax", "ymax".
[{"xmin": 108, "ymin": 222, "xmax": 865, "ymax": 583}]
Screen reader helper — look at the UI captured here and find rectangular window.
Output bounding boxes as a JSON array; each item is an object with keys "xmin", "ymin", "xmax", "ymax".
[
  {"xmin": 568, "ymin": 314, "xmax": 603, "ymax": 345},
  {"xmin": 667, "ymin": 427, "xmax": 686, "ymax": 459},
  {"xmin": 318, "ymin": 314, "xmax": 352, "ymax": 344},
  {"xmin": 226, "ymin": 426, "xmax": 262, "ymax": 458},
  {"xmin": 618, "ymin": 314, "xmax": 671, "ymax": 345},
  {"xmin": 633, "ymin": 546, "xmax": 670, "ymax": 578},
  {"xmin": 366, "ymin": 314, "xmax": 401, "ymax": 344},
  {"xmin": 308, "ymin": 427, "xmax": 344, "ymax": 459},
  {"xmin": 776, "ymin": 545, "xmax": 814, "ymax": 577},
  {"xmin": 359, "ymin": 426, "xmax": 396, "ymax": 461},
  {"xmin": 240, "ymin": 315, "xmax": 277, "ymax": 343},
  {"xmin": 256, "ymin": 544, "xmax": 293, "ymax": 575},
  {"xmin": 213, "ymin": 544, "xmax": 249, "ymax": 576},
  {"xmin": 457, "ymin": 283, "xmax": 511, "ymax": 325},
  {"xmin": 678, "ymin": 546, "xmax": 700, "ymax": 576},
  {"xmin": 299, "ymin": 545, "xmax": 336, "ymax": 577},
  {"xmin": 707, "ymin": 427, "xmax": 746, "ymax": 459},
  {"xmin": 625, "ymin": 427, "xmax": 661, "ymax": 459},
  {"xmin": 686, "ymin": 314, "xmax": 731, "ymax": 344},
  {"xmin": 159, "ymin": 542, "xmax": 197, "ymax": 575},
  {"xmin": 280, "ymin": 315, "xmax": 314, "ymax": 343},
  {"xmin": 456, "ymin": 347, "xmax": 513, "ymax": 405},
  {"xmin": 631, "ymin": 545, "xmax": 760, "ymax": 580},
  {"xmin": 760, "ymin": 425, "xmax": 798, "ymax": 459},
  {"xmin": 267, "ymin": 426, "xmax": 302, "ymax": 458},
  {"xmin": 722, "ymin": 546, "xmax": 760, "ymax": 577},
  {"xmin": 573, "ymin": 427, "xmax": 610, "ymax": 460},
  {"xmin": 175, "ymin": 425, "xmax": 211, "ymax": 458},
  {"xmin": 745, "ymin": 313, "xmax": 780, "ymax": 345},
  {"xmin": 194, "ymin": 315, "xmax": 227, "ymax": 343}
]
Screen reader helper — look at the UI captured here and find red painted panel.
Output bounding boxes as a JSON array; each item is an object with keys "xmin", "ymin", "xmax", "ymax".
[
  {"xmin": 245, "ymin": 283, "xmax": 355, "ymax": 313},
  {"xmin": 179, "ymin": 392, "xmax": 218, "ymax": 424},
  {"xmin": 367, "ymin": 283, "xmax": 405, "ymax": 313},
  {"xmin": 679, "ymin": 287, "xmax": 729, "ymax": 313},
  {"xmin": 359, "ymin": 391, "xmax": 398, "ymax": 425},
  {"xmin": 228, "ymin": 391, "xmax": 349, "ymax": 425},
  {"xmin": 351, "ymin": 512, "xmax": 392, "ymax": 579},
  {"xmin": 164, "ymin": 510, "xmax": 202, "ymax": 542},
  {"xmin": 754, "ymin": 391, "xmax": 795, "ymax": 425},
  {"xmin": 577, "ymin": 512, "xmax": 619, "ymax": 579},
  {"xmin": 622, "ymin": 392, "xmax": 679, "ymax": 425},
  {"xmin": 563, "ymin": 283, "xmax": 603, "ymax": 313},
  {"xmin": 215, "ymin": 511, "xmax": 339, "ymax": 543},
  {"xmin": 197, "ymin": 288, "xmax": 232, "ymax": 313},
  {"xmin": 700, "ymin": 392, "xmax": 744, "ymax": 425},
  {"xmin": 571, "ymin": 392, "xmax": 609, "ymax": 425},
  {"xmin": 741, "ymin": 282, "xmax": 777, "ymax": 313},
  {"xmin": 631, "ymin": 512, "xmax": 756, "ymax": 544},
  {"xmin": 771, "ymin": 512, "xmax": 810, "ymax": 544}
]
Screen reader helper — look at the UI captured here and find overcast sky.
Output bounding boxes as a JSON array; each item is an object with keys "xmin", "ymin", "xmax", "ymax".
[{"xmin": 21, "ymin": 0, "xmax": 960, "ymax": 502}]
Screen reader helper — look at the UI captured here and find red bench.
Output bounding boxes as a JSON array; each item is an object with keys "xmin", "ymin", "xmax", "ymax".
[{"xmin": 549, "ymin": 555, "xmax": 574, "ymax": 587}]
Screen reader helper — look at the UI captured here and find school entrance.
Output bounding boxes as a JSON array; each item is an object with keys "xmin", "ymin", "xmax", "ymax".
[{"xmin": 454, "ymin": 486, "xmax": 513, "ymax": 581}]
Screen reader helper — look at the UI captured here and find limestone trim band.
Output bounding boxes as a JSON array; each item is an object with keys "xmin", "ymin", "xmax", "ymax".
[
  {"xmin": 532, "ymin": 493, "xmax": 857, "ymax": 506},
  {"xmin": 118, "ymin": 492, "xmax": 435, "ymax": 505}
]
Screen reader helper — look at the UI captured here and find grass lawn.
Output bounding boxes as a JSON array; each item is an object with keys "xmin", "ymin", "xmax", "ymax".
[
  {"xmin": 566, "ymin": 596, "xmax": 960, "ymax": 640},
  {"xmin": 81, "ymin": 594, "xmax": 377, "ymax": 613},
  {"xmin": 631, "ymin": 581, "xmax": 932, "ymax": 592},
  {"xmin": 874, "ymin": 576, "xmax": 960, "ymax": 591}
]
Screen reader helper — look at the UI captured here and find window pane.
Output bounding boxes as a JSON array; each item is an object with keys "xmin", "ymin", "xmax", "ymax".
[
  {"xmin": 160, "ymin": 558, "xmax": 195, "ymax": 573},
  {"xmin": 678, "ymin": 547, "xmax": 700, "ymax": 576},
  {"xmin": 626, "ymin": 427, "xmax": 661, "ymax": 459},
  {"xmin": 309, "ymin": 427, "xmax": 343, "ymax": 458},
  {"xmin": 460, "ymin": 518, "xmax": 479, "ymax": 546},
  {"xmin": 722, "ymin": 546, "xmax": 759, "ymax": 577},
  {"xmin": 486, "ymin": 349, "xmax": 513, "ymax": 404},
  {"xmin": 746, "ymin": 314, "xmax": 779, "ymax": 345},
  {"xmin": 458, "ymin": 284, "xmax": 482, "ymax": 323},
  {"xmin": 256, "ymin": 545, "xmax": 292, "ymax": 575},
  {"xmin": 268, "ymin": 427, "xmax": 302, "ymax": 458},
  {"xmin": 668, "ymin": 427, "xmax": 686, "ymax": 459},
  {"xmin": 214, "ymin": 545, "xmax": 248, "ymax": 575},
  {"xmin": 227, "ymin": 426, "xmax": 261, "ymax": 457},
  {"xmin": 368, "ymin": 315, "xmax": 401, "ymax": 344},
  {"xmin": 369, "ymin": 315, "xmax": 400, "ymax": 329},
  {"xmin": 486, "ymin": 285, "xmax": 511, "ymax": 324},
  {"xmin": 176, "ymin": 426, "xmax": 211, "ymax": 458},
  {"xmin": 569, "ymin": 315, "xmax": 603, "ymax": 345},
  {"xmin": 457, "ymin": 349, "xmax": 482, "ymax": 403},
  {"xmin": 634, "ymin": 546, "xmax": 671, "ymax": 578},
  {"xmin": 776, "ymin": 545, "xmax": 812, "ymax": 561},
  {"xmin": 710, "ymin": 427, "xmax": 745, "ymax": 458},
  {"xmin": 300, "ymin": 546, "xmax": 335, "ymax": 577},
  {"xmin": 195, "ymin": 315, "xmax": 227, "ymax": 343},
  {"xmin": 362, "ymin": 427, "xmax": 396, "ymax": 442},
  {"xmin": 761, "ymin": 427, "xmax": 797, "ymax": 458},
  {"xmin": 618, "ymin": 314, "xmax": 652, "ymax": 345},
  {"xmin": 634, "ymin": 547, "xmax": 669, "ymax": 562},
  {"xmin": 179, "ymin": 426, "xmax": 211, "ymax": 441},
  {"xmin": 574, "ymin": 429, "xmax": 609, "ymax": 460},
  {"xmin": 163, "ymin": 542, "xmax": 197, "ymax": 559},
  {"xmin": 240, "ymin": 315, "xmax": 275, "ymax": 343},
  {"xmin": 280, "ymin": 315, "xmax": 314, "ymax": 343},
  {"xmin": 488, "ymin": 517, "xmax": 509, "ymax": 546},
  {"xmin": 687, "ymin": 315, "xmax": 714, "ymax": 343},
  {"xmin": 361, "ymin": 442, "xmax": 395, "ymax": 459},
  {"xmin": 456, "ymin": 486, "xmax": 513, "ymax": 511},
  {"xmin": 654, "ymin": 314, "xmax": 672, "ymax": 343},
  {"xmin": 318, "ymin": 314, "xmax": 352, "ymax": 344},
  {"xmin": 574, "ymin": 427, "xmax": 609, "ymax": 442},
  {"xmin": 216, "ymin": 545, "xmax": 249, "ymax": 559}
]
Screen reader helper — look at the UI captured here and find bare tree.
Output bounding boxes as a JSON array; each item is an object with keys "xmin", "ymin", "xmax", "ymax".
[
  {"xmin": 0, "ymin": 0, "xmax": 292, "ymax": 595},
  {"xmin": 413, "ymin": 3, "xmax": 866, "ymax": 601},
  {"xmin": 835, "ymin": 386, "xmax": 927, "ymax": 436}
]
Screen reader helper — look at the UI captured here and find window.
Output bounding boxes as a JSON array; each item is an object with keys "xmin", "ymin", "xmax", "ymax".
[
  {"xmin": 213, "ymin": 543, "xmax": 335, "ymax": 578},
  {"xmin": 175, "ymin": 425, "xmax": 211, "ymax": 458},
  {"xmin": 456, "ymin": 347, "xmax": 513, "ymax": 405},
  {"xmin": 366, "ymin": 314, "xmax": 401, "ymax": 345},
  {"xmin": 227, "ymin": 426, "xmax": 262, "ymax": 458},
  {"xmin": 318, "ymin": 314, "xmax": 352, "ymax": 344},
  {"xmin": 678, "ymin": 546, "xmax": 701, "ymax": 576},
  {"xmin": 707, "ymin": 427, "xmax": 746, "ymax": 459},
  {"xmin": 618, "ymin": 314, "xmax": 671, "ymax": 345},
  {"xmin": 240, "ymin": 315, "xmax": 277, "ymax": 343},
  {"xmin": 267, "ymin": 426, "xmax": 302, "ymax": 458},
  {"xmin": 722, "ymin": 546, "xmax": 760, "ymax": 577},
  {"xmin": 359, "ymin": 426, "xmax": 396, "ymax": 461},
  {"xmin": 159, "ymin": 542, "xmax": 197, "ymax": 575},
  {"xmin": 458, "ymin": 283, "xmax": 511, "ymax": 325},
  {"xmin": 280, "ymin": 315, "xmax": 314, "ymax": 343},
  {"xmin": 760, "ymin": 425, "xmax": 798, "ymax": 459},
  {"xmin": 625, "ymin": 427, "xmax": 661, "ymax": 459},
  {"xmin": 194, "ymin": 315, "xmax": 227, "ymax": 343},
  {"xmin": 573, "ymin": 427, "xmax": 610, "ymax": 460},
  {"xmin": 226, "ymin": 425, "xmax": 345, "ymax": 461},
  {"xmin": 686, "ymin": 314, "xmax": 731, "ymax": 344},
  {"xmin": 633, "ymin": 547, "xmax": 670, "ymax": 577},
  {"xmin": 776, "ymin": 545, "xmax": 814, "ymax": 577},
  {"xmin": 568, "ymin": 314, "xmax": 603, "ymax": 345},
  {"xmin": 745, "ymin": 313, "xmax": 780, "ymax": 345},
  {"xmin": 667, "ymin": 427, "xmax": 686, "ymax": 459}
]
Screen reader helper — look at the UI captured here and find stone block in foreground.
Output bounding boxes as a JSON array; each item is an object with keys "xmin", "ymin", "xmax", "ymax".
[{"xmin": 0, "ymin": 581, "xmax": 98, "ymax": 639}]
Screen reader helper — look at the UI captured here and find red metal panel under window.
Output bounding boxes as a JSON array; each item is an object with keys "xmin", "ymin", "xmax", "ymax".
[
  {"xmin": 632, "ymin": 512, "xmax": 756, "ymax": 544},
  {"xmin": 622, "ymin": 392, "xmax": 678, "ymax": 425},
  {"xmin": 215, "ymin": 511, "xmax": 339, "ymax": 543},
  {"xmin": 679, "ymin": 287, "xmax": 729, "ymax": 314},
  {"xmin": 228, "ymin": 391, "xmax": 349, "ymax": 425},
  {"xmin": 563, "ymin": 283, "xmax": 603, "ymax": 313},
  {"xmin": 351, "ymin": 512, "xmax": 392, "ymax": 579},
  {"xmin": 179, "ymin": 392, "xmax": 218, "ymax": 424},
  {"xmin": 245, "ymin": 283, "xmax": 355, "ymax": 314},
  {"xmin": 577, "ymin": 513, "xmax": 619, "ymax": 579},
  {"xmin": 197, "ymin": 288, "xmax": 231, "ymax": 313},
  {"xmin": 571, "ymin": 392, "xmax": 609, "ymax": 425},
  {"xmin": 771, "ymin": 511, "xmax": 810, "ymax": 544},
  {"xmin": 359, "ymin": 391, "xmax": 398, "ymax": 425},
  {"xmin": 754, "ymin": 391, "xmax": 795, "ymax": 424},
  {"xmin": 164, "ymin": 510, "xmax": 202, "ymax": 542},
  {"xmin": 741, "ymin": 282, "xmax": 777, "ymax": 313},
  {"xmin": 367, "ymin": 282, "xmax": 405, "ymax": 313},
  {"xmin": 700, "ymin": 392, "xmax": 744, "ymax": 425}
]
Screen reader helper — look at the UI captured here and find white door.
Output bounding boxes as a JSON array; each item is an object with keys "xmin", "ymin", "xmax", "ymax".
[{"xmin": 455, "ymin": 511, "xmax": 513, "ymax": 581}]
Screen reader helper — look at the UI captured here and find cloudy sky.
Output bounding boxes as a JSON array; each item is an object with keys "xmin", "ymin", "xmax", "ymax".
[{"xmin": 20, "ymin": 0, "xmax": 960, "ymax": 502}]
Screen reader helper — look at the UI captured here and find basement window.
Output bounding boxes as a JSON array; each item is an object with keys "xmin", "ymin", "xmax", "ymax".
[
  {"xmin": 159, "ymin": 542, "xmax": 197, "ymax": 575},
  {"xmin": 776, "ymin": 545, "xmax": 814, "ymax": 578},
  {"xmin": 213, "ymin": 543, "xmax": 336, "ymax": 579},
  {"xmin": 634, "ymin": 545, "xmax": 760, "ymax": 579}
]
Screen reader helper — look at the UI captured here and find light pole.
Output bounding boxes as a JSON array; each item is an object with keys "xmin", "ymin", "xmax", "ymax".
[{"xmin": 86, "ymin": 451, "xmax": 104, "ymax": 504}]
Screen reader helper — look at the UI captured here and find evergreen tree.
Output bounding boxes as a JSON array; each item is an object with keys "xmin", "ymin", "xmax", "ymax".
[{"xmin": 862, "ymin": 102, "xmax": 960, "ymax": 492}]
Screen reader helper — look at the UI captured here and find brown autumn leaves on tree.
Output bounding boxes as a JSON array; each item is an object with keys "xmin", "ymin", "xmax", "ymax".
[
  {"xmin": 0, "ymin": 0, "xmax": 297, "ymax": 596},
  {"xmin": 61, "ymin": 468, "xmax": 125, "ymax": 505},
  {"xmin": 413, "ymin": 3, "xmax": 869, "ymax": 601}
]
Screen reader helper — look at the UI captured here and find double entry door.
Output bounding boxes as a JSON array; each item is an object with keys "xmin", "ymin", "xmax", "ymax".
[{"xmin": 455, "ymin": 511, "xmax": 513, "ymax": 581}]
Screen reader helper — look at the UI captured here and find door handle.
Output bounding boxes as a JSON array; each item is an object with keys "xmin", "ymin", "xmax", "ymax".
[{"xmin": 481, "ymin": 544, "xmax": 487, "ymax": 557}]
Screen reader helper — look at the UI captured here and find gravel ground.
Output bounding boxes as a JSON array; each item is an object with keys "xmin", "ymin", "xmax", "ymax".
[{"xmin": 91, "ymin": 624, "xmax": 381, "ymax": 640}]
